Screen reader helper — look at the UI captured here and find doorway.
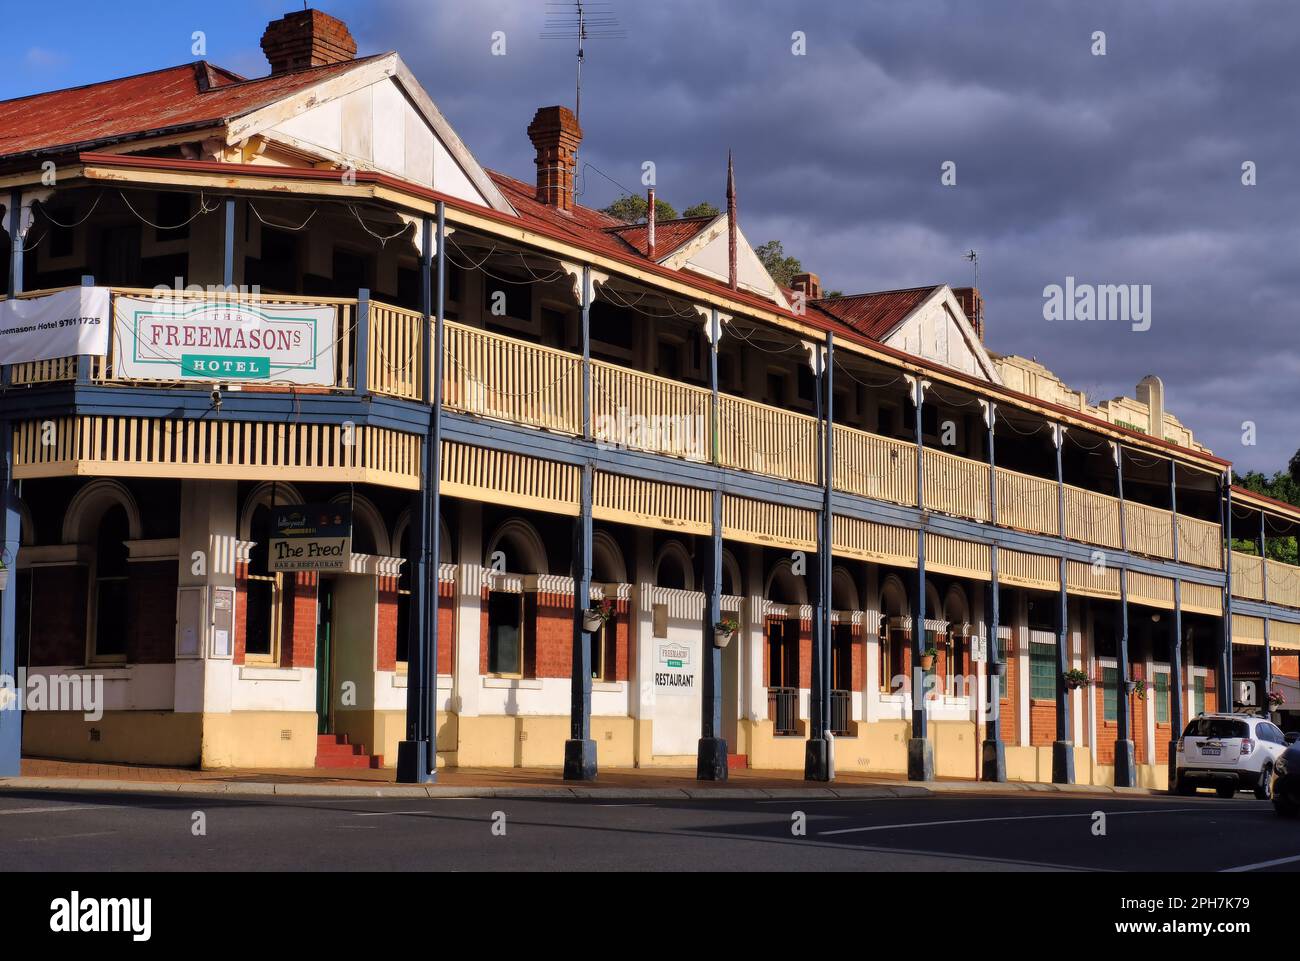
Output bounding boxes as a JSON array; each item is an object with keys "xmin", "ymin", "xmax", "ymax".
[{"xmin": 315, "ymin": 579, "xmax": 335, "ymax": 734}]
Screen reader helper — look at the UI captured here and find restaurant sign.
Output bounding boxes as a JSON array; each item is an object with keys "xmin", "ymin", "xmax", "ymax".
[
  {"xmin": 269, "ymin": 504, "xmax": 352, "ymax": 572},
  {"xmin": 114, "ymin": 296, "xmax": 335, "ymax": 384}
]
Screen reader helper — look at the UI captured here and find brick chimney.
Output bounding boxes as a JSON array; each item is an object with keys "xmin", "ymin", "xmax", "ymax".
[
  {"xmin": 261, "ymin": 9, "xmax": 357, "ymax": 76},
  {"xmin": 952, "ymin": 286, "xmax": 984, "ymax": 340},
  {"xmin": 527, "ymin": 106, "xmax": 582, "ymax": 212},
  {"xmin": 791, "ymin": 272, "xmax": 822, "ymax": 300}
]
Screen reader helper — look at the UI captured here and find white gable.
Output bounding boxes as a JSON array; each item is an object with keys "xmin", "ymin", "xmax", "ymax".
[
  {"xmin": 658, "ymin": 215, "xmax": 789, "ymax": 307},
  {"xmin": 881, "ymin": 287, "xmax": 1001, "ymax": 383},
  {"xmin": 228, "ymin": 54, "xmax": 513, "ymax": 214}
]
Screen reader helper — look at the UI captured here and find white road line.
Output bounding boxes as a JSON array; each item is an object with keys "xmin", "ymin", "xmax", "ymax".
[
  {"xmin": 818, "ymin": 806, "xmax": 1255, "ymax": 836},
  {"xmin": 352, "ymin": 810, "xmax": 433, "ymax": 817},
  {"xmin": 1221, "ymin": 853, "xmax": 1300, "ymax": 873},
  {"xmin": 0, "ymin": 805, "xmax": 92, "ymax": 816}
]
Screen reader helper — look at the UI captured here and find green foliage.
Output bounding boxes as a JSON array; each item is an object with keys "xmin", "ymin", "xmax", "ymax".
[
  {"xmin": 754, "ymin": 239, "xmax": 803, "ymax": 288},
  {"xmin": 600, "ymin": 194, "xmax": 678, "ymax": 224},
  {"xmin": 1235, "ymin": 460, "xmax": 1300, "ymax": 563},
  {"xmin": 682, "ymin": 201, "xmax": 720, "ymax": 219}
]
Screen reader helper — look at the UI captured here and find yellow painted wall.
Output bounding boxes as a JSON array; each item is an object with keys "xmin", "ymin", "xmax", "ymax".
[
  {"xmin": 455, "ymin": 714, "xmax": 636, "ymax": 768},
  {"xmin": 23, "ymin": 711, "xmax": 203, "ymax": 767},
  {"xmin": 200, "ymin": 712, "xmax": 317, "ymax": 768},
  {"xmin": 931, "ymin": 721, "xmax": 979, "ymax": 779}
]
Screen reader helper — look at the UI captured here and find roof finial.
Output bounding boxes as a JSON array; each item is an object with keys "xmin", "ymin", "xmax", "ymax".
[{"xmin": 727, "ymin": 149, "xmax": 738, "ymax": 290}]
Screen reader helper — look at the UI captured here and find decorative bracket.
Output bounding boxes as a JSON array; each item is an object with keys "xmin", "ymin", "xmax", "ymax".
[
  {"xmin": 977, "ymin": 399, "xmax": 997, "ymax": 430},
  {"xmin": 903, "ymin": 374, "xmax": 931, "ymax": 407}
]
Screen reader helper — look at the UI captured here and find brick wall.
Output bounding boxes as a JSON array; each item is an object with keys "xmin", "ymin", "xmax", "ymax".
[
  {"xmin": 27, "ymin": 565, "xmax": 89, "ymax": 666},
  {"xmin": 235, "ymin": 565, "xmax": 316, "ymax": 667},
  {"xmin": 1029, "ymin": 699, "xmax": 1056, "ymax": 746},
  {"xmin": 478, "ymin": 590, "xmax": 629, "ymax": 680}
]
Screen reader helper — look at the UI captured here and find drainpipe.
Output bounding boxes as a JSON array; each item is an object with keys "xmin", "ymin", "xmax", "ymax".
[{"xmin": 980, "ymin": 400, "xmax": 1005, "ymax": 781}]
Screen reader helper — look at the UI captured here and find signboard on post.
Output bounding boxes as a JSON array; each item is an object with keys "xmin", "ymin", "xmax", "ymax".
[
  {"xmin": 0, "ymin": 287, "xmax": 110, "ymax": 363},
  {"xmin": 269, "ymin": 504, "xmax": 352, "ymax": 572},
  {"xmin": 113, "ymin": 296, "xmax": 336, "ymax": 384}
]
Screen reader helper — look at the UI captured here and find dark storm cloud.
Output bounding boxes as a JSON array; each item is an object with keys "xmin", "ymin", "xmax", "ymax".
[{"xmin": 338, "ymin": 0, "xmax": 1299, "ymax": 472}]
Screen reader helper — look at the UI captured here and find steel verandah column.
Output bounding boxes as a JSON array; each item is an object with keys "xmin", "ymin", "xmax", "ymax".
[
  {"xmin": 1221, "ymin": 475, "xmax": 1234, "ymax": 711},
  {"xmin": 397, "ymin": 214, "xmax": 437, "ymax": 783},
  {"xmin": 565, "ymin": 462, "xmax": 597, "ymax": 780},
  {"xmin": 0, "ymin": 192, "xmax": 20, "ymax": 776},
  {"xmin": 1051, "ymin": 425, "xmax": 1073, "ymax": 785},
  {"xmin": 804, "ymin": 333, "xmax": 833, "ymax": 782},
  {"xmin": 1260, "ymin": 513, "xmax": 1272, "ymax": 704},
  {"xmin": 698, "ymin": 308, "xmax": 727, "ymax": 780},
  {"xmin": 1170, "ymin": 578, "xmax": 1185, "ymax": 790},
  {"xmin": 425, "ymin": 202, "xmax": 447, "ymax": 777},
  {"xmin": 907, "ymin": 375, "xmax": 933, "ymax": 781},
  {"xmin": 564, "ymin": 265, "xmax": 596, "ymax": 781},
  {"xmin": 980, "ymin": 401, "xmax": 1005, "ymax": 781},
  {"xmin": 1113, "ymin": 444, "xmax": 1137, "ymax": 788},
  {"xmin": 222, "ymin": 197, "xmax": 236, "ymax": 290}
]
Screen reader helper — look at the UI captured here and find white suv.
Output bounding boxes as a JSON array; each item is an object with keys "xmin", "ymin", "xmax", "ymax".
[{"xmin": 1175, "ymin": 713, "xmax": 1290, "ymax": 799}]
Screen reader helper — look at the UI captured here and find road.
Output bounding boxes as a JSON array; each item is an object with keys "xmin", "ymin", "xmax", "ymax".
[{"xmin": 1, "ymin": 788, "xmax": 1298, "ymax": 872}]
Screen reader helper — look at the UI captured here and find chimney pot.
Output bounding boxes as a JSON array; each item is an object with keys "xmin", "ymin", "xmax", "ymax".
[
  {"xmin": 261, "ymin": 9, "xmax": 357, "ymax": 76},
  {"xmin": 791, "ymin": 272, "xmax": 822, "ymax": 300},
  {"xmin": 527, "ymin": 106, "xmax": 583, "ymax": 212},
  {"xmin": 953, "ymin": 286, "xmax": 984, "ymax": 340}
]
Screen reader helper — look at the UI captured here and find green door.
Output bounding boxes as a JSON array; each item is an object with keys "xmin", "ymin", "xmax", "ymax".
[{"xmin": 316, "ymin": 580, "xmax": 334, "ymax": 734}]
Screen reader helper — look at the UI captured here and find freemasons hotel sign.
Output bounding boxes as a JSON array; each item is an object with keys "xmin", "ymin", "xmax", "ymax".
[{"xmin": 114, "ymin": 296, "xmax": 336, "ymax": 384}]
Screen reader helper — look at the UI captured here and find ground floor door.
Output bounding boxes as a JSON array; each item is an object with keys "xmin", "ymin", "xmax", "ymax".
[{"xmin": 316, "ymin": 579, "xmax": 335, "ymax": 734}]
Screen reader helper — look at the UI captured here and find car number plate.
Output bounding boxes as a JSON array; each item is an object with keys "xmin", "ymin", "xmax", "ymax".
[{"xmin": 1201, "ymin": 747, "xmax": 1221, "ymax": 756}]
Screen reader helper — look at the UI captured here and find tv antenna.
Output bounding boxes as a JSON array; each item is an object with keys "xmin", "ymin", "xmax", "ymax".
[
  {"xmin": 964, "ymin": 248, "xmax": 979, "ymax": 290},
  {"xmin": 541, "ymin": 1, "xmax": 627, "ymax": 127}
]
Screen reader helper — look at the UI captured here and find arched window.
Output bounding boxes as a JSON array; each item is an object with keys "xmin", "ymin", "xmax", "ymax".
[
  {"xmin": 90, "ymin": 505, "xmax": 130, "ymax": 661},
  {"xmin": 245, "ymin": 504, "xmax": 282, "ymax": 663}
]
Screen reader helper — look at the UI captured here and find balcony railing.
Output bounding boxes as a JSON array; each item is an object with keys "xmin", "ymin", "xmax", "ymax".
[
  {"xmin": 0, "ymin": 288, "xmax": 1255, "ymax": 585},
  {"xmin": 1232, "ymin": 551, "xmax": 1265, "ymax": 602},
  {"xmin": 997, "ymin": 466, "xmax": 1059, "ymax": 536},
  {"xmin": 833, "ymin": 424, "xmax": 916, "ymax": 505},
  {"xmin": 1125, "ymin": 500, "xmax": 1174, "ymax": 561},
  {"xmin": 442, "ymin": 321, "xmax": 581, "ymax": 434},
  {"xmin": 768, "ymin": 686, "xmax": 800, "ymax": 736},
  {"xmin": 922, "ymin": 447, "xmax": 990, "ymax": 522},
  {"xmin": 591, "ymin": 361, "xmax": 711, "ymax": 461},
  {"xmin": 1265, "ymin": 557, "xmax": 1300, "ymax": 609}
]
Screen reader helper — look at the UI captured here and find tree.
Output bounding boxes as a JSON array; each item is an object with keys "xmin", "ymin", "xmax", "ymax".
[
  {"xmin": 682, "ymin": 201, "xmax": 720, "ymax": 219},
  {"xmin": 600, "ymin": 194, "xmax": 678, "ymax": 224},
  {"xmin": 754, "ymin": 239, "xmax": 803, "ymax": 288},
  {"xmin": 1290, "ymin": 447, "xmax": 1300, "ymax": 485},
  {"xmin": 1236, "ymin": 467, "xmax": 1300, "ymax": 564}
]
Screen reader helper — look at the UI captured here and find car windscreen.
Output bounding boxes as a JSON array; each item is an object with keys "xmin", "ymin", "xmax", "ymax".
[{"xmin": 1182, "ymin": 719, "xmax": 1249, "ymax": 739}]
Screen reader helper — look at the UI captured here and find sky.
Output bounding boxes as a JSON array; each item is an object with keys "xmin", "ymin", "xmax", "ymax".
[{"xmin": 4, "ymin": 0, "xmax": 1297, "ymax": 474}]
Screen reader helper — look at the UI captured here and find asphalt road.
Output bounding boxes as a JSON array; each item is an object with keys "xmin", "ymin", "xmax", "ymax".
[{"xmin": 0, "ymin": 788, "xmax": 1297, "ymax": 872}]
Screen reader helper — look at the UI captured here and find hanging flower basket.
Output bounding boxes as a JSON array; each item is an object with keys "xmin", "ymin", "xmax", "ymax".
[
  {"xmin": 1267, "ymin": 689, "xmax": 1286, "ymax": 709},
  {"xmin": 920, "ymin": 646, "xmax": 938, "ymax": 671},
  {"xmin": 714, "ymin": 617, "xmax": 740, "ymax": 648},
  {"xmin": 582, "ymin": 599, "xmax": 613, "ymax": 634},
  {"xmin": 1064, "ymin": 668, "xmax": 1089, "ymax": 691}
]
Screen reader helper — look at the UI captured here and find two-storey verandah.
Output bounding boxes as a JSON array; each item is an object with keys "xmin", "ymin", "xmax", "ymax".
[{"xmin": 3, "ymin": 157, "xmax": 1298, "ymax": 785}]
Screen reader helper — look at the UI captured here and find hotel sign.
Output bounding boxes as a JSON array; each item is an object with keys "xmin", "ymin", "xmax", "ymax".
[
  {"xmin": 114, "ymin": 296, "xmax": 336, "ymax": 384},
  {"xmin": 0, "ymin": 286, "xmax": 110, "ymax": 364},
  {"xmin": 269, "ymin": 504, "xmax": 352, "ymax": 572}
]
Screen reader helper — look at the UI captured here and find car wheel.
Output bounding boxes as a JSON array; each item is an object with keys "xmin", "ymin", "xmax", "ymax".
[
  {"xmin": 1275, "ymin": 793, "xmax": 1300, "ymax": 818},
  {"xmin": 1255, "ymin": 764, "xmax": 1274, "ymax": 801},
  {"xmin": 1216, "ymin": 783, "xmax": 1236, "ymax": 799}
]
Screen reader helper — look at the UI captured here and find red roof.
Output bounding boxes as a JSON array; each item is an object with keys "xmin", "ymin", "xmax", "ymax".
[
  {"xmin": 606, "ymin": 215, "xmax": 715, "ymax": 259},
  {"xmin": 0, "ymin": 57, "xmax": 383, "ymax": 160},
  {"xmin": 810, "ymin": 286, "xmax": 939, "ymax": 340}
]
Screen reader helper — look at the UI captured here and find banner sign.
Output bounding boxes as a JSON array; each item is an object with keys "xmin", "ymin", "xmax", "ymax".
[
  {"xmin": 114, "ymin": 296, "xmax": 336, "ymax": 384},
  {"xmin": 0, "ymin": 287, "xmax": 110, "ymax": 364},
  {"xmin": 269, "ymin": 504, "xmax": 352, "ymax": 572}
]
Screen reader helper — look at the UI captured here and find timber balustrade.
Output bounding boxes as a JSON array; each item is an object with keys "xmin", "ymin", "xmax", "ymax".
[{"xmin": 0, "ymin": 288, "xmax": 1277, "ymax": 586}]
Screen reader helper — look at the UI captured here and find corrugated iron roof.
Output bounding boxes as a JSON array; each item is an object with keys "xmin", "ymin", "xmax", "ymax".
[
  {"xmin": 0, "ymin": 56, "xmax": 384, "ymax": 159},
  {"xmin": 606, "ymin": 215, "xmax": 715, "ymax": 259},
  {"xmin": 810, "ymin": 285, "xmax": 939, "ymax": 340}
]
